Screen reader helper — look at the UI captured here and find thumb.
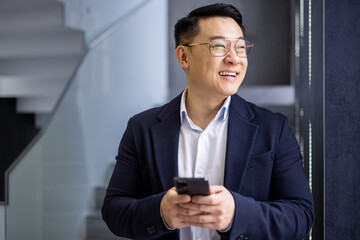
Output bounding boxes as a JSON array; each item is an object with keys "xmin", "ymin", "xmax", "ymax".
[
  {"xmin": 209, "ymin": 185, "xmax": 226, "ymax": 194},
  {"xmin": 168, "ymin": 187, "xmax": 191, "ymax": 204}
]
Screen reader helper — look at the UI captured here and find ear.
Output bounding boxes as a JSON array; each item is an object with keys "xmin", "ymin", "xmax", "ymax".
[{"xmin": 175, "ymin": 45, "xmax": 190, "ymax": 69}]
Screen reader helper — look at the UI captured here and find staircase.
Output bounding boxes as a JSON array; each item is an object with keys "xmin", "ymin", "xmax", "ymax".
[
  {"xmin": 0, "ymin": 0, "xmax": 85, "ymax": 128},
  {"xmin": 1, "ymin": 1, "xmax": 151, "ymax": 238},
  {"xmin": 84, "ymin": 163, "xmax": 130, "ymax": 240},
  {"xmin": 85, "ymin": 186, "xmax": 127, "ymax": 240}
]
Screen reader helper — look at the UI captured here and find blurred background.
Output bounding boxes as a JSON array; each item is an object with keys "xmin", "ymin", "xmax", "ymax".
[{"xmin": 0, "ymin": 0, "xmax": 359, "ymax": 239}]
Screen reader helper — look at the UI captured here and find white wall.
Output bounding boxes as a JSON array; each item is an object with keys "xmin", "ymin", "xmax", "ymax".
[
  {"xmin": 6, "ymin": 142, "xmax": 44, "ymax": 240},
  {"xmin": 56, "ymin": 0, "xmax": 151, "ymax": 43},
  {"xmin": 3, "ymin": 0, "xmax": 168, "ymax": 239},
  {"xmin": 0, "ymin": 206, "xmax": 4, "ymax": 240}
]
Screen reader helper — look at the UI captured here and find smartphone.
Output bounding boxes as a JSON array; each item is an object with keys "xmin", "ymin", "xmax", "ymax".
[{"xmin": 173, "ymin": 177, "xmax": 210, "ymax": 196}]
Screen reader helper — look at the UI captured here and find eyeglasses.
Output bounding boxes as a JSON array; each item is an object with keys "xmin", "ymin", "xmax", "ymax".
[{"xmin": 183, "ymin": 38, "xmax": 253, "ymax": 58}]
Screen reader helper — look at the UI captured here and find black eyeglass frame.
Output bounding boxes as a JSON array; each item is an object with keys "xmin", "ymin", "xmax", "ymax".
[{"xmin": 183, "ymin": 38, "xmax": 254, "ymax": 58}]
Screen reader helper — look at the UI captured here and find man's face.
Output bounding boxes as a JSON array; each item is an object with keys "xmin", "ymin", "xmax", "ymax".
[{"xmin": 185, "ymin": 17, "xmax": 248, "ymax": 99}]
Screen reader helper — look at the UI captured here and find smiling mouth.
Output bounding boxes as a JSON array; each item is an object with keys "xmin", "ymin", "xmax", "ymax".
[{"xmin": 219, "ymin": 71, "xmax": 237, "ymax": 77}]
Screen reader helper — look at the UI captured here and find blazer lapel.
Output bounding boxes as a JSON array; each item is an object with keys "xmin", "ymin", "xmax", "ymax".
[
  {"xmin": 150, "ymin": 95, "xmax": 182, "ymax": 192},
  {"xmin": 224, "ymin": 95, "xmax": 259, "ymax": 193},
  {"xmin": 149, "ymin": 94, "xmax": 258, "ymax": 193}
]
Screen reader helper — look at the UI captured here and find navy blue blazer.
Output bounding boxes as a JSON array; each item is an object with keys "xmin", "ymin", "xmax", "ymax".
[{"xmin": 102, "ymin": 93, "xmax": 314, "ymax": 240}]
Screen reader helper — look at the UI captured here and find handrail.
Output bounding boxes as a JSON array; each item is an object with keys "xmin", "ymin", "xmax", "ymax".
[
  {"xmin": 1, "ymin": 0, "xmax": 152, "ymax": 205},
  {"xmin": 88, "ymin": 0, "xmax": 151, "ymax": 49}
]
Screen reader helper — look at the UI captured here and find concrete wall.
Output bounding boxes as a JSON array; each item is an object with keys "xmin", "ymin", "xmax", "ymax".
[
  {"xmin": 325, "ymin": 0, "xmax": 360, "ymax": 238},
  {"xmin": 168, "ymin": 0, "xmax": 291, "ymax": 98}
]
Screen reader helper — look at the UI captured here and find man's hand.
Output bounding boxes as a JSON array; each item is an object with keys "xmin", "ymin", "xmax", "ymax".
[
  {"xmin": 160, "ymin": 187, "xmax": 195, "ymax": 229},
  {"xmin": 177, "ymin": 185, "xmax": 235, "ymax": 231}
]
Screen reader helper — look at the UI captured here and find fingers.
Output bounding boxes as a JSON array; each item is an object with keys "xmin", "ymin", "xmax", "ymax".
[
  {"xmin": 168, "ymin": 187, "xmax": 191, "ymax": 204},
  {"xmin": 161, "ymin": 186, "xmax": 235, "ymax": 231},
  {"xmin": 177, "ymin": 210, "xmax": 230, "ymax": 230},
  {"xmin": 209, "ymin": 185, "xmax": 227, "ymax": 194},
  {"xmin": 178, "ymin": 185, "xmax": 235, "ymax": 231},
  {"xmin": 179, "ymin": 202, "xmax": 220, "ymax": 215},
  {"xmin": 160, "ymin": 187, "xmax": 192, "ymax": 229},
  {"xmin": 190, "ymin": 185, "xmax": 226, "ymax": 205}
]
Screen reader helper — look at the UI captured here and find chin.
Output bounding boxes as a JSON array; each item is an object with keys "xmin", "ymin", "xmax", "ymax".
[
  {"xmin": 221, "ymin": 90, "xmax": 238, "ymax": 97},
  {"xmin": 223, "ymin": 86, "xmax": 240, "ymax": 96}
]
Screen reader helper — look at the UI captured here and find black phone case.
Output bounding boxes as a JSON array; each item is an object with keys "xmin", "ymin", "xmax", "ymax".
[{"xmin": 173, "ymin": 177, "xmax": 210, "ymax": 196}]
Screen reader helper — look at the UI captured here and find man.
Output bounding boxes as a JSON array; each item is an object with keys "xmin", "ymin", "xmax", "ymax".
[{"xmin": 102, "ymin": 3, "xmax": 314, "ymax": 240}]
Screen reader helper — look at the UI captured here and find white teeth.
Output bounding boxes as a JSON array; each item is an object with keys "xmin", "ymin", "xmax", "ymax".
[{"xmin": 219, "ymin": 71, "xmax": 236, "ymax": 77}]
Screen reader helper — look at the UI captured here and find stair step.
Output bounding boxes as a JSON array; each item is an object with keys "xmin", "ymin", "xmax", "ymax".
[
  {"xmin": 94, "ymin": 186, "xmax": 107, "ymax": 211},
  {"xmin": 0, "ymin": 56, "xmax": 81, "ymax": 79},
  {"xmin": 0, "ymin": 27, "xmax": 85, "ymax": 58},
  {"xmin": 16, "ymin": 97, "xmax": 57, "ymax": 114},
  {"xmin": 0, "ymin": 76, "xmax": 67, "ymax": 97},
  {"xmin": 0, "ymin": 1, "xmax": 64, "ymax": 32},
  {"xmin": 0, "ymin": 0, "xmax": 59, "ymax": 9},
  {"xmin": 85, "ymin": 212, "xmax": 131, "ymax": 240},
  {"xmin": 93, "ymin": 163, "xmax": 115, "ymax": 210}
]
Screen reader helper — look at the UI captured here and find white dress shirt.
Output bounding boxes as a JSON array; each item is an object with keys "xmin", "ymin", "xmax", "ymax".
[{"xmin": 178, "ymin": 89, "xmax": 230, "ymax": 240}]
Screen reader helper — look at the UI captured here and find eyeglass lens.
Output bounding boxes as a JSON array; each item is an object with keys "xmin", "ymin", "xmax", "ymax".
[{"xmin": 210, "ymin": 39, "xmax": 251, "ymax": 57}]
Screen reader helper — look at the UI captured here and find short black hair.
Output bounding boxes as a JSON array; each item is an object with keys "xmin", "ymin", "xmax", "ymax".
[{"xmin": 174, "ymin": 3, "xmax": 245, "ymax": 47}]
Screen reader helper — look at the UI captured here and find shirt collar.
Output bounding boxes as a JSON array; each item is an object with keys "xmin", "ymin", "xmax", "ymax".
[{"xmin": 180, "ymin": 89, "xmax": 231, "ymax": 124}]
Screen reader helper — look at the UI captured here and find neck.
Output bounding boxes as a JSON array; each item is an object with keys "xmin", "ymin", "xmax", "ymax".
[{"xmin": 185, "ymin": 89, "xmax": 227, "ymax": 130}]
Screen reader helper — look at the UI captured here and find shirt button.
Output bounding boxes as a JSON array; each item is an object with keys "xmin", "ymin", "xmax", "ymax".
[{"xmin": 196, "ymin": 168, "xmax": 203, "ymax": 174}]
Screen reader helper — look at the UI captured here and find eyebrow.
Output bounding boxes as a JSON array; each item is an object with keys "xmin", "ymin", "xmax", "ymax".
[{"xmin": 209, "ymin": 36, "xmax": 245, "ymax": 40}]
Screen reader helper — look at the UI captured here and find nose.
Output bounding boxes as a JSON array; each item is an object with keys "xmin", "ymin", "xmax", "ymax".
[{"xmin": 223, "ymin": 45, "xmax": 243, "ymax": 65}]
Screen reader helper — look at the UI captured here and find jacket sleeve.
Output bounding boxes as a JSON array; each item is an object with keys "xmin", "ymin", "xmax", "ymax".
[
  {"xmin": 220, "ymin": 117, "xmax": 314, "ymax": 240},
  {"xmin": 101, "ymin": 118, "xmax": 175, "ymax": 239}
]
